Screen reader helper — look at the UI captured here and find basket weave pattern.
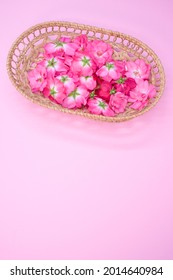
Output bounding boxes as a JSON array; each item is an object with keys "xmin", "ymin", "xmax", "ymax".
[{"xmin": 7, "ymin": 21, "xmax": 165, "ymax": 122}]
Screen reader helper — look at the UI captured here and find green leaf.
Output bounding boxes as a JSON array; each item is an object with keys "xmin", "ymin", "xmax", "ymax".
[
  {"xmin": 90, "ymin": 91, "xmax": 95, "ymax": 98},
  {"xmin": 68, "ymin": 89, "xmax": 80, "ymax": 99},
  {"xmin": 61, "ymin": 76, "xmax": 68, "ymax": 83},
  {"xmin": 98, "ymin": 101, "xmax": 106, "ymax": 109},
  {"xmin": 110, "ymin": 89, "xmax": 116, "ymax": 95},
  {"xmin": 47, "ymin": 58, "xmax": 57, "ymax": 68},
  {"xmin": 116, "ymin": 77, "xmax": 126, "ymax": 84},
  {"xmin": 50, "ymin": 87, "xmax": 57, "ymax": 95},
  {"xmin": 106, "ymin": 63, "xmax": 114, "ymax": 70},
  {"xmin": 82, "ymin": 56, "xmax": 90, "ymax": 67},
  {"xmin": 55, "ymin": 41, "xmax": 65, "ymax": 47}
]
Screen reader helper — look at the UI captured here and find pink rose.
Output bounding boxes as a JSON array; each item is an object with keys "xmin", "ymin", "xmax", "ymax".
[
  {"xmin": 129, "ymin": 80, "xmax": 156, "ymax": 110},
  {"xmin": 73, "ymin": 35, "xmax": 89, "ymax": 51},
  {"xmin": 86, "ymin": 40, "xmax": 113, "ymax": 67},
  {"xmin": 62, "ymin": 86, "xmax": 89, "ymax": 109},
  {"xmin": 109, "ymin": 92, "xmax": 128, "ymax": 114},
  {"xmin": 114, "ymin": 60, "xmax": 126, "ymax": 74},
  {"xmin": 27, "ymin": 65, "xmax": 47, "ymax": 93}
]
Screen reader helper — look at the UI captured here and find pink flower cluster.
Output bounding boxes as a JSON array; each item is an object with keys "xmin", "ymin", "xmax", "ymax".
[{"xmin": 27, "ymin": 35, "xmax": 156, "ymax": 117}]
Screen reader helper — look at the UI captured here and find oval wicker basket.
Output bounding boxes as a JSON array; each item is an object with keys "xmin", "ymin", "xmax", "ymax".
[{"xmin": 7, "ymin": 21, "xmax": 165, "ymax": 122}]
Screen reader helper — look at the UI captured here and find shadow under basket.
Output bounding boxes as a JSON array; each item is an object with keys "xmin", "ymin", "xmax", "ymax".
[{"xmin": 7, "ymin": 21, "xmax": 165, "ymax": 122}]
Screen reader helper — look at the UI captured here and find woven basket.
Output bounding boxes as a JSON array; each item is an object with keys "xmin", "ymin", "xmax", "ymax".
[{"xmin": 7, "ymin": 21, "xmax": 165, "ymax": 122}]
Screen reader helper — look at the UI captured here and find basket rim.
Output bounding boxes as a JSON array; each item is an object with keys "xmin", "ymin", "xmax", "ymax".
[{"xmin": 7, "ymin": 21, "xmax": 166, "ymax": 122}]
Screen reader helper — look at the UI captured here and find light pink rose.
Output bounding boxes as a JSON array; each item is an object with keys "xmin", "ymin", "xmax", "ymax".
[
  {"xmin": 56, "ymin": 75, "xmax": 76, "ymax": 94},
  {"xmin": 44, "ymin": 38, "xmax": 78, "ymax": 56},
  {"xmin": 96, "ymin": 61, "xmax": 121, "ymax": 82},
  {"xmin": 70, "ymin": 53, "xmax": 96, "ymax": 76},
  {"xmin": 125, "ymin": 59, "xmax": 151, "ymax": 81},
  {"xmin": 39, "ymin": 55, "xmax": 69, "ymax": 75},
  {"xmin": 62, "ymin": 86, "xmax": 89, "ymax": 109},
  {"xmin": 87, "ymin": 97, "xmax": 115, "ymax": 116},
  {"xmin": 43, "ymin": 78, "xmax": 66, "ymax": 104},
  {"xmin": 80, "ymin": 76, "xmax": 97, "ymax": 90}
]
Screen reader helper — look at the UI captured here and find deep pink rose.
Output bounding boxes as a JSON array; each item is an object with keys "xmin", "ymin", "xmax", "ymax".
[
  {"xmin": 115, "ymin": 77, "xmax": 136, "ymax": 94},
  {"xmin": 96, "ymin": 81, "xmax": 112, "ymax": 101}
]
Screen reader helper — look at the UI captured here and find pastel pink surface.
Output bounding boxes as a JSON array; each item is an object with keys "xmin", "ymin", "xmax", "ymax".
[{"xmin": 0, "ymin": 0, "xmax": 173, "ymax": 260}]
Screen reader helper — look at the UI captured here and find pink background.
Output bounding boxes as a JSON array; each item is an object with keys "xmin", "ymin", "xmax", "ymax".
[{"xmin": 0, "ymin": 0, "xmax": 173, "ymax": 260}]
